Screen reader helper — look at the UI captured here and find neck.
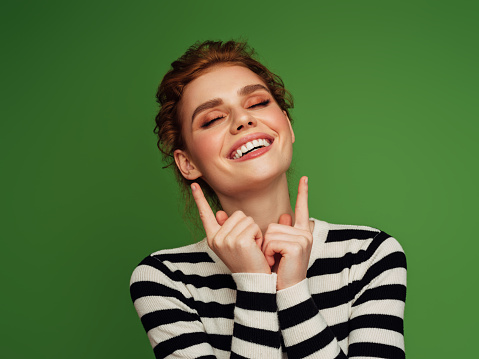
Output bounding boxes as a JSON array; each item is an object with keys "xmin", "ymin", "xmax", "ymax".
[{"xmin": 216, "ymin": 174, "xmax": 293, "ymax": 234}]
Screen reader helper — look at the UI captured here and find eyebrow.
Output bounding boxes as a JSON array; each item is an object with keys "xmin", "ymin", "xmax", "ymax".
[
  {"xmin": 238, "ymin": 84, "xmax": 270, "ymax": 97},
  {"xmin": 191, "ymin": 84, "xmax": 271, "ymax": 123},
  {"xmin": 191, "ymin": 98, "xmax": 223, "ymax": 123}
]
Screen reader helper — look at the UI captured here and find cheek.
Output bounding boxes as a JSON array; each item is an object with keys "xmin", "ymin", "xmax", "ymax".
[
  {"xmin": 190, "ymin": 133, "xmax": 223, "ymax": 165},
  {"xmin": 268, "ymin": 110, "xmax": 292, "ymax": 134}
]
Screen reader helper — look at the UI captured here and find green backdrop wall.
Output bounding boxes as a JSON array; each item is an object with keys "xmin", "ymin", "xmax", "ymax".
[{"xmin": 2, "ymin": 1, "xmax": 477, "ymax": 358}]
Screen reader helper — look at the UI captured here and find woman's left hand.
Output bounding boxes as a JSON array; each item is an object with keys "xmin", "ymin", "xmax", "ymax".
[{"xmin": 262, "ymin": 176, "xmax": 313, "ymax": 290}]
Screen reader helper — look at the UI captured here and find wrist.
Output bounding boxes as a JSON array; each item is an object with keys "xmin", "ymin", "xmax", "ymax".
[
  {"xmin": 277, "ymin": 278, "xmax": 310, "ymax": 310},
  {"xmin": 232, "ymin": 272, "xmax": 277, "ymax": 293}
]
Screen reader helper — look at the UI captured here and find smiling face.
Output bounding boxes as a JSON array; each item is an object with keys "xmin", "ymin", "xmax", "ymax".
[{"xmin": 174, "ymin": 65, "xmax": 295, "ymax": 197}]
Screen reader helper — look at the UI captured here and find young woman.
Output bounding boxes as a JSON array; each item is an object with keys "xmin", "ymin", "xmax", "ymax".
[{"xmin": 130, "ymin": 41, "xmax": 407, "ymax": 359}]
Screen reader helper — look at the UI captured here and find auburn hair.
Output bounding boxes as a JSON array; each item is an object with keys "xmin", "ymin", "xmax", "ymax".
[{"xmin": 154, "ymin": 40, "xmax": 294, "ymax": 223}]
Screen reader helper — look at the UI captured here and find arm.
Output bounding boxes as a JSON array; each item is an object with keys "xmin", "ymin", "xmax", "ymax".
[
  {"xmin": 230, "ymin": 272, "xmax": 282, "ymax": 358},
  {"xmin": 130, "ymin": 257, "xmax": 217, "ymax": 358},
  {"xmin": 261, "ymin": 177, "xmax": 406, "ymax": 357},
  {"xmin": 348, "ymin": 231, "xmax": 407, "ymax": 358},
  {"xmin": 275, "ymin": 232, "xmax": 407, "ymax": 358},
  {"xmin": 130, "ymin": 256, "xmax": 283, "ymax": 358}
]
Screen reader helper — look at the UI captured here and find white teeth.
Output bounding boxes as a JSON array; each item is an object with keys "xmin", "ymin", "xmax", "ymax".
[{"xmin": 232, "ymin": 138, "xmax": 272, "ymax": 159}]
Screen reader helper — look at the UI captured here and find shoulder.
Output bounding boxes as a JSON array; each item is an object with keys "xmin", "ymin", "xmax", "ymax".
[
  {"xmin": 309, "ymin": 219, "xmax": 406, "ymax": 275},
  {"xmin": 129, "ymin": 240, "xmax": 235, "ymax": 300},
  {"xmin": 310, "ymin": 219, "xmax": 406, "ymax": 297},
  {"xmin": 129, "ymin": 241, "xmax": 209, "ymax": 307},
  {"xmin": 312, "ymin": 218, "xmax": 405, "ymax": 256},
  {"xmin": 130, "ymin": 240, "xmax": 213, "ymax": 285},
  {"xmin": 337, "ymin": 222, "xmax": 402, "ymax": 256}
]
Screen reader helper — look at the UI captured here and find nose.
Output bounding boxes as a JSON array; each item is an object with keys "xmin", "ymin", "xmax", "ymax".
[{"xmin": 230, "ymin": 109, "xmax": 257, "ymax": 134}]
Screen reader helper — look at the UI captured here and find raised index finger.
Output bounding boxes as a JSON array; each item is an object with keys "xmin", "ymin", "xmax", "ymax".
[
  {"xmin": 191, "ymin": 183, "xmax": 220, "ymax": 237},
  {"xmin": 294, "ymin": 176, "xmax": 310, "ymax": 230}
]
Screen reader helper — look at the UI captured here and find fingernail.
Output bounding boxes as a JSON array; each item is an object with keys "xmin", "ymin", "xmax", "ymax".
[
  {"xmin": 191, "ymin": 184, "xmax": 196, "ymax": 191},
  {"xmin": 305, "ymin": 177, "xmax": 308, "ymax": 184}
]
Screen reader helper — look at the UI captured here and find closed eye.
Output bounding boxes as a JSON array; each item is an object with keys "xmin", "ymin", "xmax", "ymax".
[
  {"xmin": 201, "ymin": 115, "xmax": 225, "ymax": 128},
  {"xmin": 248, "ymin": 99, "xmax": 270, "ymax": 109}
]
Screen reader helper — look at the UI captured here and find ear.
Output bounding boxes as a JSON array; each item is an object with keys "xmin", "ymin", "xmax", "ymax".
[
  {"xmin": 174, "ymin": 149, "xmax": 202, "ymax": 180},
  {"xmin": 283, "ymin": 111, "xmax": 295, "ymax": 143}
]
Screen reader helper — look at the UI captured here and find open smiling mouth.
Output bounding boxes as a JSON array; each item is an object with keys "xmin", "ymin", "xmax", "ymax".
[{"xmin": 231, "ymin": 138, "xmax": 272, "ymax": 160}]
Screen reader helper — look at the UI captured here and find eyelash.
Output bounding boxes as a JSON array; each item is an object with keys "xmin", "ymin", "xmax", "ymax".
[
  {"xmin": 201, "ymin": 99, "xmax": 271, "ymax": 128},
  {"xmin": 201, "ymin": 115, "xmax": 226, "ymax": 128},
  {"xmin": 249, "ymin": 99, "xmax": 270, "ymax": 108}
]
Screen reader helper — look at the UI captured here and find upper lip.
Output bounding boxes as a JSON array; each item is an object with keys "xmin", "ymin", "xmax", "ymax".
[{"xmin": 227, "ymin": 132, "xmax": 274, "ymax": 159}]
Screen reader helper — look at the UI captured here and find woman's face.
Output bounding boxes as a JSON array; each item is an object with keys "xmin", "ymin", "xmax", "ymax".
[{"xmin": 174, "ymin": 65, "xmax": 295, "ymax": 196}]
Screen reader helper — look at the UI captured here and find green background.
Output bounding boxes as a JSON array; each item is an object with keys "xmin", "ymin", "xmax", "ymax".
[{"xmin": 2, "ymin": 1, "xmax": 477, "ymax": 357}]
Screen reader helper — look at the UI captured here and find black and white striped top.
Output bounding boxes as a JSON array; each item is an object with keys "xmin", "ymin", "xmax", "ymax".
[{"xmin": 130, "ymin": 218, "xmax": 407, "ymax": 358}]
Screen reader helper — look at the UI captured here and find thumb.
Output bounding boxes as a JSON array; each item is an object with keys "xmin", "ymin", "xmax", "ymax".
[
  {"xmin": 278, "ymin": 213, "xmax": 293, "ymax": 226},
  {"xmin": 216, "ymin": 210, "xmax": 229, "ymax": 226}
]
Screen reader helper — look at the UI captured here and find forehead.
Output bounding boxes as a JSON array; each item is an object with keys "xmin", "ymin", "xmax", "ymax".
[{"xmin": 179, "ymin": 65, "xmax": 268, "ymax": 115}]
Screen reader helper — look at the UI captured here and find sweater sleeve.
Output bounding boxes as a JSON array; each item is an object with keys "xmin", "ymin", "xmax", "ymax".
[
  {"xmin": 276, "ymin": 232, "xmax": 407, "ymax": 358},
  {"xmin": 230, "ymin": 273, "xmax": 282, "ymax": 358},
  {"xmin": 130, "ymin": 256, "xmax": 282, "ymax": 358}
]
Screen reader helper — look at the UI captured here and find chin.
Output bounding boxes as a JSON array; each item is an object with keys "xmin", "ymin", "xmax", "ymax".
[{"xmin": 216, "ymin": 167, "xmax": 291, "ymax": 198}]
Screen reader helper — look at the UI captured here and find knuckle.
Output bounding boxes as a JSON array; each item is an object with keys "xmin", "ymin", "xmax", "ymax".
[
  {"xmin": 290, "ymin": 243, "xmax": 303, "ymax": 255},
  {"xmin": 237, "ymin": 238, "xmax": 251, "ymax": 250},
  {"xmin": 266, "ymin": 223, "xmax": 277, "ymax": 232},
  {"xmin": 209, "ymin": 239, "xmax": 219, "ymax": 251},
  {"xmin": 245, "ymin": 216, "xmax": 254, "ymax": 224},
  {"xmin": 211, "ymin": 235, "xmax": 224, "ymax": 248},
  {"xmin": 229, "ymin": 211, "xmax": 244, "ymax": 221},
  {"xmin": 234, "ymin": 210, "xmax": 245, "ymax": 217},
  {"xmin": 222, "ymin": 235, "xmax": 232, "ymax": 247},
  {"xmin": 299, "ymin": 236, "xmax": 309, "ymax": 246}
]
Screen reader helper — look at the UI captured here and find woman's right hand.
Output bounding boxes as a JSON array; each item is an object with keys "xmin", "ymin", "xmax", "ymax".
[{"xmin": 191, "ymin": 183, "xmax": 271, "ymax": 274}]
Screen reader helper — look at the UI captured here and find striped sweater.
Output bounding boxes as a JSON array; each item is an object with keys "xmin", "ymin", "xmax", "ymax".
[{"xmin": 130, "ymin": 218, "xmax": 407, "ymax": 358}]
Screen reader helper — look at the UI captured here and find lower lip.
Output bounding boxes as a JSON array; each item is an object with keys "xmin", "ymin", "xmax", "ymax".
[{"xmin": 231, "ymin": 142, "xmax": 273, "ymax": 162}]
